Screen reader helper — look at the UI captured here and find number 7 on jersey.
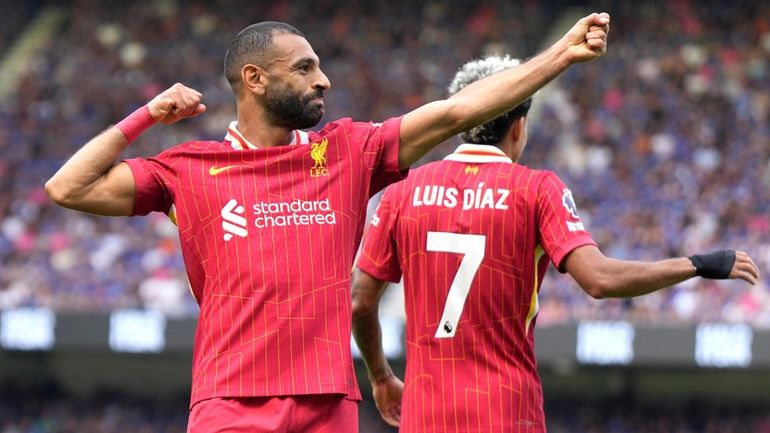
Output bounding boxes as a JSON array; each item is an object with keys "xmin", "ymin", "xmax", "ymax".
[{"xmin": 427, "ymin": 231, "xmax": 486, "ymax": 338}]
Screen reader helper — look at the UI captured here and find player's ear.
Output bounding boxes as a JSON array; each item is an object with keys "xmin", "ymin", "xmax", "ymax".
[
  {"xmin": 508, "ymin": 117, "xmax": 526, "ymax": 143},
  {"xmin": 241, "ymin": 64, "xmax": 267, "ymax": 96}
]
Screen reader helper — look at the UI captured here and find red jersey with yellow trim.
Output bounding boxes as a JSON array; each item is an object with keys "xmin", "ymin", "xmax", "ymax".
[
  {"xmin": 356, "ymin": 144, "xmax": 595, "ymax": 433},
  {"xmin": 125, "ymin": 117, "xmax": 404, "ymax": 408}
]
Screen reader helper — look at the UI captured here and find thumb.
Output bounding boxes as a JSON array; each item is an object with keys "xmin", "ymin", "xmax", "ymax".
[
  {"xmin": 579, "ymin": 12, "xmax": 599, "ymax": 26},
  {"xmin": 579, "ymin": 12, "xmax": 609, "ymax": 27},
  {"xmin": 590, "ymin": 12, "xmax": 610, "ymax": 26}
]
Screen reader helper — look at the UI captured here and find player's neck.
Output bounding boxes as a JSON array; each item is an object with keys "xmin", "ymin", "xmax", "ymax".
[
  {"xmin": 498, "ymin": 138, "xmax": 523, "ymax": 163},
  {"xmin": 236, "ymin": 113, "xmax": 294, "ymax": 148}
]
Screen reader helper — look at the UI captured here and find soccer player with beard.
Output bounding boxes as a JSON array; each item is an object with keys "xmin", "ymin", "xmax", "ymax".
[
  {"xmin": 350, "ymin": 55, "xmax": 760, "ymax": 432},
  {"xmin": 47, "ymin": 16, "xmax": 610, "ymax": 433}
]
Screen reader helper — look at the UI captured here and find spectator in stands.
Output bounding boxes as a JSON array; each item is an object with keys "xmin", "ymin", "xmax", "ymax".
[{"xmin": 0, "ymin": 0, "xmax": 767, "ymax": 326}]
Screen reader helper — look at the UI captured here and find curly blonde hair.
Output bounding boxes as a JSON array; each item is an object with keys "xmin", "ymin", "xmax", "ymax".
[{"xmin": 447, "ymin": 55, "xmax": 532, "ymax": 145}]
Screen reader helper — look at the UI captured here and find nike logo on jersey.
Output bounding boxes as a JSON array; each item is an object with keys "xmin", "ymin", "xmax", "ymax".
[{"xmin": 209, "ymin": 165, "xmax": 243, "ymax": 176}]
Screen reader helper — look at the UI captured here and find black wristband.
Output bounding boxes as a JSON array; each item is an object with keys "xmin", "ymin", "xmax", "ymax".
[{"xmin": 688, "ymin": 250, "xmax": 736, "ymax": 279}]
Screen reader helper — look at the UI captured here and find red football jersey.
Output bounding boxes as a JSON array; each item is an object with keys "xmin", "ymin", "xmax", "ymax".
[
  {"xmin": 125, "ymin": 117, "xmax": 404, "ymax": 408},
  {"xmin": 356, "ymin": 144, "xmax": 596, "ymax": 433}
]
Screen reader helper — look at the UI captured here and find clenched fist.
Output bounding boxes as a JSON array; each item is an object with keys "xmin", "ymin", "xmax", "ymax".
[
  {"xmin": 562, "ymin": 12, "xmax": 610, "ymax": 64},
  {"xmin": 148, "ymin": 83, "xmax": 206, "ymax": 125}
]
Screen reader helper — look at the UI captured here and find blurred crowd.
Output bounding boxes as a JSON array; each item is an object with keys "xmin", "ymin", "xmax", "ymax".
[
  {"xmin": 0, "ymin": 0, "xmax": 37, "ymax": 55},
  {"xmin": 530, "ymin": 0, "xmax": 770, "ymax": 327},
  {"xmin": 0, "ymin": 387, "xmax": 188, "ymax": 433},
  {"xmin": 545, "ymin": 401, "xmax": 770, "ymax": 433},
  {"xmin": 0, "ymin": 0, "xmax": 769, "ymax": 327}
]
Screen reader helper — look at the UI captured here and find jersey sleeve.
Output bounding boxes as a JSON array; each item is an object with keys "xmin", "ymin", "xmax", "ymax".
[
  {"xmin": 123, "ymin": 150, "xmax": 176, "ymax": 217},
  {"xmin": 536, "ymin": 172, "xmax": 597, "ymax": 271},
  {"xmin": 355, "ymin": 186, "xmax": 402, "ymax": 283},
  {"xmin": 348, "ymin": 117, "xmax": 408, "ymax": 195}
]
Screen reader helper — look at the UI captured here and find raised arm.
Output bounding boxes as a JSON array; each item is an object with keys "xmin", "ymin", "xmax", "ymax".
[
  {"xmin": 563, "ymin": 245, "xmax": 760, "ymax": 299},
  {"xmin": 351, "ymin": 269, "xmax": 404, "ymax": 428},
  {"xmin": 45, "ymin": 83, "xmax": 205, "ymax": 216},
  {"xmin": 397, "ymin": 12, "xmax": 610, "ymax": 169}
]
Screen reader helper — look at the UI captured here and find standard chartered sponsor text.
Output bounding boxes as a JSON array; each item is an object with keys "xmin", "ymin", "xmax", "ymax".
[{"xmin": 252, "ymin": 198, "xmax": 336, "ymax": 228}]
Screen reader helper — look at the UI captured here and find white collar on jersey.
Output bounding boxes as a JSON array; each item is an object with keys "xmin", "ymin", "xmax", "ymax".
[
  {"xmin": 223, "ymin": 121, "xmax": 310, "ymax": 150},
  {"xmin": 443, "ymin": 143, "xmax": 513, "ymax": 163}
]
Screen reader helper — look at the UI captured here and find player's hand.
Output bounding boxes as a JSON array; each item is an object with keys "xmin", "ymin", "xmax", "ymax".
[
  {"xmin": 561, "ymin": 12, "xmax": 610, "ymax": 63},
  {"xmin": 372, "ymin": 374, "xmax": 404, "ymax": 427},
  {"xmin": 147, "ymin": 83, "xmax": 206, "ymax": 125},
  {"xmin": 729, "ymin": 250, "xmax": 760, "ymax": 285}
]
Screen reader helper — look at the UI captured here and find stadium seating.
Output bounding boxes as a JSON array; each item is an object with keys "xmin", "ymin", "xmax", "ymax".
[
  {"xmin": 2, "ymin": 0, "xmax": 766, "ymax": 325},
  {"xmin": 0, "ymin": 1, "xmax": 769, "ymax": 430},
  {"xmin": 0, "ymin": 1, "xmax": 770, "ymax": 327}
]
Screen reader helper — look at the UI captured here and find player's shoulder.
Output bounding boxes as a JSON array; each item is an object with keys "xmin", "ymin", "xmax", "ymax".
[
  {"xmin": 307, "ymin": 118, "xmax": 349, "ymax": 143},
  {"xmin": 154, "ymin": 140, "xmax": 228, "ymax": 157},
  {"xmin": 519, "ymin": 166, "xmax": 572, "ymax": 198},
  {"xmin": 314, "ymin": 117, "xmax": 355, "ymax": 135},
  {"xmin": 513, "ymin": 164, "xmax": 562, "ymax": 184},
  {"xmin": 141, "ymin": 140, "xmax": 228, "ymax": 167},
  {"xmin": 313, "ymin": 117, "xmax": 396, "ymax": 140}
]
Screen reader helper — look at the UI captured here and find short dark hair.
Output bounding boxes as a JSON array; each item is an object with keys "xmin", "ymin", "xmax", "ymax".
[
  {"xmin": 223, "ymin": 21, "xmax": 305, "ymax": 88},
  {"xmin": 448, "ymin": 55, "xmax": 532, "ymax": 145}
]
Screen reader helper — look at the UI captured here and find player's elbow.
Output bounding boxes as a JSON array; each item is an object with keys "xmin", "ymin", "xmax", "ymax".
[
  {"xmin": 582, "ymin": 281, "xmax": 609, "ymax": 299},
  {"xmin": 45, "ymin": 175, "xmax": 98, "ymax": 211},
  {"xmin": 565, "ymin": 248, "xmax": 618, "ymax": 299},
  {"xmin": 351, "ymin": 271, "xmax": 389, "ymax": 322},
  {"xmin": 577, "ymin": 272, "xmax": 615, "ymax": 299},
  {"xmin": 351, "ymin": 294, "xmax": 377, "ymax": 322},
  {"xmin": 44, "ymin": 176, "xmax": 75, "ymax": 208}
]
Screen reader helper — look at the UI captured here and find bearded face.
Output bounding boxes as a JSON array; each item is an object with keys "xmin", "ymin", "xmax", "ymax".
[{"xmin": 264, "ymin": 82, "xmax": 324, "ymax": 130}]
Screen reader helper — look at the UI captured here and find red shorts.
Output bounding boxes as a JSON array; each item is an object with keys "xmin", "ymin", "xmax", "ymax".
[{"xmin": 187, "ymin": 394, "xmax": 359, "ymax": 433}]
